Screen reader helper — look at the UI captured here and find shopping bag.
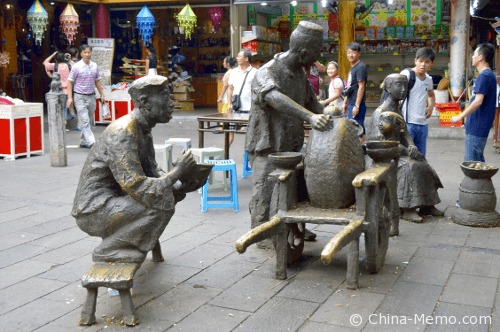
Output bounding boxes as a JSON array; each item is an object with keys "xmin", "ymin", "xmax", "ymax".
[{"xmin": 102, "ymin": 101, "xmax": 111, "ymax": 119}]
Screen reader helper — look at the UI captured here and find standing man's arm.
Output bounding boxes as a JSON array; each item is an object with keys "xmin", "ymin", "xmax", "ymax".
[
  {"xmin": 67, "ymin": 80, "xmax": 74, "ymax": 108},
  {"xmin": 450, "ymin": 94, "xmax": 484, "ymax": 124},
  {"xmin": 353, "ymin": 81, "xmax": 365, "ymax": 117},
  {"xmin": 426, "ymin": 90, "xmax": 435, "ymax": 119},
  {"xmin": 227, "ymin": 85, "xmax": 234, "ymax": 112},
  {"xmin": 95, "ymin": 80, "xmax": 105, "ymax": 103},
  {"xmin": 314, "ymin": 61, "xmax": 326, "ymax": 73},
  {"xmin": 67, "ymin": 65, "xmax": 77, "ymax": 108}
]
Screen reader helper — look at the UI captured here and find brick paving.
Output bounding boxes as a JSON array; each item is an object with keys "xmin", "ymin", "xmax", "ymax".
[{"xmin": 1, "ymin": 110, "xmax": 500, "ymax": 331}]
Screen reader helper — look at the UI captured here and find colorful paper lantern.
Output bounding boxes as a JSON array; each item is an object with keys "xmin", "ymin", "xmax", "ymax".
[
  {"xmin": 176, "ymin": 4, "xmax": 197, "ymax": 39},
  {"xmin": 208, "ymin": 8, "xmax": 223, "ymax": 32},
  {"xmin": 27, "ymin": 0, "xmax": 48, "ymax": 45},
  {"xmin": 136, "ymin": 5, "xmax": 155, "ymax": 45},
  {"xmin": 60, "ymin": 4, "xmax": 79, "ymax": 45}
]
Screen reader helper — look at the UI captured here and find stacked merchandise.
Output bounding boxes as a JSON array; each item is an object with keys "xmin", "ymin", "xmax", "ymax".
[
  {"xmin": 120, "ymin": 58, "xmax": 166, "ymax": 83},
  {"xmin": 169, "ymin": 46, "xmax": 195, "ymax": 111},
  {"xmin": 120, "ymin": 58, "xmax": 146, "ymax": 83}
]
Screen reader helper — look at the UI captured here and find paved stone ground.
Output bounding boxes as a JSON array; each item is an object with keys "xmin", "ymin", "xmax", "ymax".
[{"xmin": 2, "ymin": 108, "xmax": 500, "ymax": 331}]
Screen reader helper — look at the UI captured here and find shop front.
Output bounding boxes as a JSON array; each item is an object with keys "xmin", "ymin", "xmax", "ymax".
[{"xmin": 235, "ymin": 0, "xmax": 453, "ymax": 114}]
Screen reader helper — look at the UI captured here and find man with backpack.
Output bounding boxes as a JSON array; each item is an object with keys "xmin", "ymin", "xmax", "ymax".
[{"xmin": 399, "ymin": 47, "xmax": 436, "ymax": 157}]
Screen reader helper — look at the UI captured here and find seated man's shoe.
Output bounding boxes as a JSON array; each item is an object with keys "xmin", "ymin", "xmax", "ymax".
[
  {"xmin": 80, "ymin": 144, "xmax": 94, "ymax": 149},
  {"xmin": 419, "ymin": 206, "xmax": 445, "ymax": 217},
  {"xmin": 401, "ymin": 208, "xmax": 423, "ymax": 223},
  {"xmin": 304, "ymin": 228, "xmax": 317, "ymax": 241}
]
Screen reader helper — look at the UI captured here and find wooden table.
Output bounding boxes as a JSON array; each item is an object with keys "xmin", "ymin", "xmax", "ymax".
[{"xmin": 197, "ymin": 113, "xmax": 249, "ymax": 160}]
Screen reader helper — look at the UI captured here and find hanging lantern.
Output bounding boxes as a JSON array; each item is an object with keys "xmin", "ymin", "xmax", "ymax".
[
  {"xmin": 208, "ymin": 8, "xmax": 223, "ymax": 32},
  {"xmin": 27, "ymin": 0, "xmax": 48, "ymax": 46},
  {"xmin": 60, "ymin": 4, "xmax": 79, "ymax": 45},
  {"xmin": 136, "ymin": 5, "xmax": 155, "ymax": 45},
  {"xmin": 176, "ymin": 4, "xmax": 197, "ymax": 39}
]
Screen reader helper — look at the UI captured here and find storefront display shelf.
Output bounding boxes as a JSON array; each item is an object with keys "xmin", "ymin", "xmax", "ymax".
[{"xmin": 325, "ymin": 37, "xmax": 447, "ymax": 42}]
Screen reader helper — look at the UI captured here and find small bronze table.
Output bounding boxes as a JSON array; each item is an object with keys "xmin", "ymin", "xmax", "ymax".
[{"xmin": 197, "ymin": 113, "xmax": 249, "ymax": 160}]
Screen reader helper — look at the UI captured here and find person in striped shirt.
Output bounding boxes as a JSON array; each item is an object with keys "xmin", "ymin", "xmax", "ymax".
[{"xmin": 67, "ymin": 45, "xmax": 105, "ymax": 148}]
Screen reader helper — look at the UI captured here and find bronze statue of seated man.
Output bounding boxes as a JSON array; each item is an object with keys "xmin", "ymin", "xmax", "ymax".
[
  {"xmin": 366, "ymin": 74, "xmax": 444, "ymax": 230},
  {"xmin": 72, "ymin": 76, "xmax": 204, "ymax": 265}
]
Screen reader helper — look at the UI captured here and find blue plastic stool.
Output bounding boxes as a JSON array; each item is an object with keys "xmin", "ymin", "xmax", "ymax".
[
  {"xmin": 242, "ymin": 151, "xmax": 252, "ymax": 179},
  {"xmin": 201, "ymin": 159, "xmax": 239, "ymax": 212}
]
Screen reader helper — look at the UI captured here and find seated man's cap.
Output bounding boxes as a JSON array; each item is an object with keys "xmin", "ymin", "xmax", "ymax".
[
  {"xmin": 128, "ymin": 76, "xmax": 168, "ymax": 101},
  {"xmin": 295, "ymin": 21, "xmax": 324, "ymax": 38}
]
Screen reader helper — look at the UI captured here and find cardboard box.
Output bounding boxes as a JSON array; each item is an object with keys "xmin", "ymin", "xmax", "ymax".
[
  {"xmin": 173, "ymin": 85, "xmax": 195, "ymax": 93},
  {"xmin": 173, "ymin": 91, "xmax": 192, "ymax": 101},
  {"xmin": 177, "ymin": 101, "xmax": 194, "ymax": 112}
]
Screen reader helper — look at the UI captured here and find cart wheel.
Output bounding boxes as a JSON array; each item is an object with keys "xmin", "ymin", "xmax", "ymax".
[
  {"xmin": 286, "ymin": 222, "xmax": 305, "ymax": 265},
  {"xmin": 365, "ymin": 184, "xmax": 391, "ymax": 273}
]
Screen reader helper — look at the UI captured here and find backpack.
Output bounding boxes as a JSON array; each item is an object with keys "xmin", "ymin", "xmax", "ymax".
[
  {"xmin": 333, "ymin": 76, "xmax": 347, "ymax": 100},
  {"xmin": 380, "ymin": 68, "xmax": 416, "ymax": 118}
]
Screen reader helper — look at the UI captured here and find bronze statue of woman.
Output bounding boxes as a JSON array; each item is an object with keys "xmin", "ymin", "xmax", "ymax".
[{"xmin": 367, "ymin": 74, "xmax": 443, "ymax": 232}]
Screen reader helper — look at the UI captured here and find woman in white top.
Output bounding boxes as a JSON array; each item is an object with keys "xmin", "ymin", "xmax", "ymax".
[
  {"xmin": 217, "ymin": 56, "xmax": 236, "ymax": 113},
  {"xmin": 320, "ymin": 61, "xmax": 344, "ymax": 110}
]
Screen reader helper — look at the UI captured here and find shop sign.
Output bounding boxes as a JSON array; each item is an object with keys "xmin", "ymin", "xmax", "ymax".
[
  {"xmin": 255, "ymin": 4, "xmax": 281, "ymax": 16},
  {"xmin": 88, "ymin": 38, "xmax": 114, "ymax": 48}
]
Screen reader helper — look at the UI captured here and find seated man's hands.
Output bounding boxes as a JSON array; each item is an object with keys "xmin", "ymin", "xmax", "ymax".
[
  {"xmin": 175, "ymin": 150, "xmax": 197, "ymax": 176},
  {"xmin": 310, "ymin": 114, "xmax": 333, "ymax": 132},
  {"xmin": 171, "ymin": 151, "xmax": 214, "ymax": 196}
]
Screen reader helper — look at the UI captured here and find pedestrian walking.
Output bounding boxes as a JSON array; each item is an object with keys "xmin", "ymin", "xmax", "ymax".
[
  {"xmin": 66, "ymin": 46, "xmax": 82, "ymax": 131},
  {"xmin": 227, "ymin": 49, "xmax": 257, "ymax": 145},
  {"xmin": 451, "ymin": 43, "xmax": 498, "ymax": 162},
  {"xmin": 217, "ymin": 56, "xmax": 236, "ymax": 114},
  {"xmin": 320, "ymin": 61, "xmax": 344, "ymax": 109},
  {"xmin": 67, "ymin": 45, "xmax": 105, "ymax": 149},
  {"xmin": 43, "ymin": 51, "xmax": 71, "ymax": 131},
  {"xmin": 342, "ymin": 42, "xmax": 368, "ymax": 143},
  {"xmin": 400, "ymin": 47, "xmax": 436, "ymax": 157},
  {"xmin": 145, "ymin": 44, "xmax": 158, "ymax": 76}
]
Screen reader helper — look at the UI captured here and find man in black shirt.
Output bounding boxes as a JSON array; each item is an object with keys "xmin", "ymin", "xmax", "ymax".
[{"xmin": 342, "ymin": 42, "xmax": 368, "ymax": 143}]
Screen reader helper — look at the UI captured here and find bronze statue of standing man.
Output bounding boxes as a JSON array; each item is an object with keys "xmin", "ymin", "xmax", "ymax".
[{"xmin": 245, "ymin": 21, "xmax": 333, "ymax": 247}]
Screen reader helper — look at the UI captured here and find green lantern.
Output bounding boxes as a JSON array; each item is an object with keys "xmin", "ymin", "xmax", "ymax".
[{"xmin": 176, "ymin": 4, "xmax": 197, "ymax": 39}]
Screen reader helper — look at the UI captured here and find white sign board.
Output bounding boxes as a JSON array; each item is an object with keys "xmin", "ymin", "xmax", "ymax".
[{"xmin": 88, "ymin": 38, "xmax": 115, "ymax": 86}]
